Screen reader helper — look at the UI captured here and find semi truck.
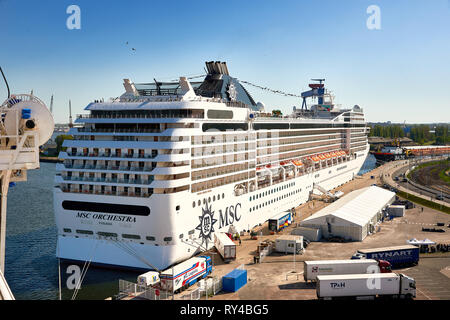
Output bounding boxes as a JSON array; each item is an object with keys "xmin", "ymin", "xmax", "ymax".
[
  {"xmin": 316, "ymin": 273, "xmax": 416, "ymax": 300},
  {"xmin": 268, "ymin": 211, "xmax": 292, "ymax": 232},
  {"xmin": 351, "ymin": 245, "xmax": 419, "ymax": 268},
  {"xmin": 160, "ymin": 256, "xmax": 212, "ymax": 293},
  {"xmin": 214, "ymin": 232, "xmax": 236, "ymax": 263},
  {"xmin": 304, "ymin": 259, "xmax": 392, "ymax": 282}
]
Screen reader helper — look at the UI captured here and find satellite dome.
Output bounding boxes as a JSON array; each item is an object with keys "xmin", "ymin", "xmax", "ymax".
[{"xmin": 256, "ymin": 102, "xmax": 265, "ymax": 112}]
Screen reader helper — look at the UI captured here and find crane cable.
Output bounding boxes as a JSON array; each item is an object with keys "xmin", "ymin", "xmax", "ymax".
[{"xmin": 0, "ymin": 67, "xmax": 10, "ymax": 99}]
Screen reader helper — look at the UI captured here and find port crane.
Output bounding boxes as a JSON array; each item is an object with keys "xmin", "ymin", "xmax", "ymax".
[{"xmin": 0, "ymin": 67, "xmax": 54, "ymax": 300}]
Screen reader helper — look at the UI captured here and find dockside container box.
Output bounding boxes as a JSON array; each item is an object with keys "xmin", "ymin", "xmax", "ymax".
[
  {"xmin": 387, "ymin": 205, "xmax": 405, "ymax": 217},
  {"xmin": 275, "ymin": 235, "xmax": 303, "ymax": 254},
  {"xmin": 291, "ymin": 226, "xmax": 321, "ymax": 241},
  {"xmin": 214, "ymin": 232, "xmax": 236, "ymax": 263},
  {"xmin": 222, "ymin": 269, "xmax": 247, "ymax": 292}
]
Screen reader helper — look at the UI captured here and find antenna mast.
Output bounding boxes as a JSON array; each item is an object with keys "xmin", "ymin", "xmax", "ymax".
[{"xmin": 68, "ymin": 100, "xmax": 73, "ymax": 128}]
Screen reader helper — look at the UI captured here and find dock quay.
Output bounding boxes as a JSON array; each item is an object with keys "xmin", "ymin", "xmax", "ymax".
[{"xmin": 115, "ymin": 158, "xmax": 450, "ymax": 301}]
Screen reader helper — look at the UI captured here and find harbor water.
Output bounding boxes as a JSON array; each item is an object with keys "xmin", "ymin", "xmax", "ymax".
[{"xmin": 4, "ymin": 155, "xmax": 377, "ymax": 300}]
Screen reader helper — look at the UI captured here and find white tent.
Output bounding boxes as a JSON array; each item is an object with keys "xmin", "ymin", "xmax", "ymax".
[{"xmin": 300, "ymin": 186, "xmax": 396, "ymax": 241}]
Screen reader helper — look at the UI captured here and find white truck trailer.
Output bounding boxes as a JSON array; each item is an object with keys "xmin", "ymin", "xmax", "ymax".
[
  {"xmin": 316, "ymin": 273, "xmax": 416, "ymax": 300},
  {"xmin": 304, "ymin": 259, "xmax": 392, "ymax": 282},
  {"xmin": 214, "ymin": 232, "xmax": 236, "ymax": 263},
  {"xmin": 275, "ymin": 235, "xmax": 303, "ymax": 254},
  {"xmin": 160, "ymin": 256, "xmax": 212, "ymax": 293},
  {"xmin": 137, "ymin": 271, "xmax": 160, "ymax": 287}
]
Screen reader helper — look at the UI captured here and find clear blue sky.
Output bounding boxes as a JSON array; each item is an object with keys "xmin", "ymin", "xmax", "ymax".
[{"xmin": 0, "ymin": 0, "xmax": 449, "ymax": 124}]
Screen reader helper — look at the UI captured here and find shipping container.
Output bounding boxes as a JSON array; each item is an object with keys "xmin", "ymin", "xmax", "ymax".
[
  {"xmin": 222, "ymin": 269, "xmax": 247, "ymax": 292},
  {"xmin": 160, "ymin": 256, "xmax": 212, "ymax": 293},
  {"xmin": 214, "ymin": 232, "xmax": 236, "ymax": 262},
  {"xmin": 316, "ymin": 273, "xmax": 416, "ymax": 299},
  {"xmin": 304, "ymin": 259, "xmax": 391, "ymax": 282},
  {"xmin": 352, "ymin": 245, "xmax": 419, "ymax": 268},
  {"xmin": 275, "ymin": 235, "xmax": 303, "ymax": 254},
  {"xmin": 291, "ymin": 226, "xmax": 321, "ymax": 241}
]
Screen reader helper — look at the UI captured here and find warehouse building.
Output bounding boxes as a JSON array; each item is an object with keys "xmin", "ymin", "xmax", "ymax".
[{"xmin": 300, "ymin": 186, "xmax": 396, "ymax": 241}]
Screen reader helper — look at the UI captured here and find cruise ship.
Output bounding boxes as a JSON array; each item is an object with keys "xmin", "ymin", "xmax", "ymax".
[{"xmin": 54, "ymin": 61, "xmax": 369, "ymax": 270}]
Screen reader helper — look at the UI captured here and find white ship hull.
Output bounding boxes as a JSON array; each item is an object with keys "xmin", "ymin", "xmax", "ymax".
[{"xmin": 55, "ymin": 147, "xmax": 368, "ymax": 270}]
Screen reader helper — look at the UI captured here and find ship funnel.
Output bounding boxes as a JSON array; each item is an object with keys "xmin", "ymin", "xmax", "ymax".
[{"xmin": 204, "ymin": 61, "xmax": 229, "ymax": 75}]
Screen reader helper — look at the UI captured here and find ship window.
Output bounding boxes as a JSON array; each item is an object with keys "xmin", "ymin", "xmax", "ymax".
[
  {"xmin": 213, "ymin": 195, "xmax": 216, "ymax": 201},
  {"xmin": 76, "ymin": 230, "xmax": 93, "ymax": 235},
  {"xmin": 192, "ymin": 201, "xmax": 196, "ymax": 208},
  {"xmin": 207, "ymin": 110, "xmax": 233, "ymax": 119},
  {"xmin": 164, "ymin": 237, "xmax": 172, "ymax": 242},
  {"xmin": 98, "ymin": 232, "xmax": 117, "ymax": 238},
  {"xmin": 222, "ymin": 193, "xmax": 224, "ymax": 198},
  {"xmin": 176, "ymin": 205, "xmax": 180, "ymax": 211},
  {"xmin": 146, "ymin": 236, "xmax": 156, "ymax": 241},
  {"xmin": 208, "ymin": 197, "xmax": 211, "ymax": 203},
  {"xmin": 202, "ymin": 123, "xmax": 248, "ymax": 132},
  {"xmin": 198, "ymin": 200, "xmax": 201, "ymax": 206},
  {"xmin": 63, "ymin": 228, "xmax": 72, "ymax": 233},
  {"xmin": 123, "ymin": 234, "xmax": 141, "ymax": 240},
  {"xmin": 62, "ymin": 201, "xmax": 150, "ymax": 216},
  {"xmin": 253, "ymin": 123, "xmax": 289, "ymax": 130},
  {"xmin": 179, "ymin": 234, "xmax": 184, "ymax": 239}
]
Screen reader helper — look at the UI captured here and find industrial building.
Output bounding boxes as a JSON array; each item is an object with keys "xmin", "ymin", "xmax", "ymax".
[{"xmin": 300, "ymin": 186, "xmax": 396, "ymax": 241}]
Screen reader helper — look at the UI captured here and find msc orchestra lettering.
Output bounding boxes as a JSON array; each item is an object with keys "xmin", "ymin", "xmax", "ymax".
[{"xmin": 76, "ymin": 212, "xmax": 137, "ymax": 223}]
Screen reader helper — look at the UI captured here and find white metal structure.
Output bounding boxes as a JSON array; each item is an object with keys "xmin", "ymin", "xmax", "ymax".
[
  {"xmin": 54, "ymin": 62, "xmax": 370, "ymax": 270},
  {"xmin": 300, "ymin": 186, "xmax": 395, "ymax": 241},
  {"xmin": 0, "ymin": 93, "xmax": 54, "ymax": 300}
]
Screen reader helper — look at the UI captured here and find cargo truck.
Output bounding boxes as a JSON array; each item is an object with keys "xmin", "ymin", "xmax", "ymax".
[
  {"xmin": 214, "ymin": 232, "xmax": 236, "ymax": 263},
  {"xmin": 160, "ymin": 256, "xmax": 212, "ymax": 293},
  {"xmin": 351, "ymin": 245, "xmax": 419, "ymax": 268},
  {"xmin": 268, "ymin": 211, "xmax": 292, "ymax": 232},
  {"xmin": 316, "ymin": 273, "xmax": 416, "ymax": 300},
  {"xmin": 304, "ymin": 259, "xmax": 391, "ymax": 282}
]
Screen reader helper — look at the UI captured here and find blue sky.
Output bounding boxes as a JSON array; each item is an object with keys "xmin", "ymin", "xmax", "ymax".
[{"xmin": 0, "ymin": 0, "xmax": 449, "ymax": 123}]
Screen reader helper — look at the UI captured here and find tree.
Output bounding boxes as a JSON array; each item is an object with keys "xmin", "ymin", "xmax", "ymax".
[
  {"xmin": 55, "ymin": 134, "xmax": 73, "ymax": 153},
  {"xmin": 272, "ymin": 110, "xmax": 282, "ymax": 117}
]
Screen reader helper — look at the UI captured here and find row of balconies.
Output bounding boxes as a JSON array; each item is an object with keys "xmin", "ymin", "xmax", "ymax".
[
  {"xmin": 61, "ymin": 184, "xmax": 153, "ymax": 198},
  {"xmin": 61, "ymin": 175, "xmax": 155, "ymax": 185},
  {"xmin": 191, "ymin": 135, "xmax": 252, "ymax": 145}
]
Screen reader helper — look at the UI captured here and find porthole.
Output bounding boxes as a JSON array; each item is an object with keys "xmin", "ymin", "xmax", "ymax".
[{"xmin": 192, "ymin": 201, "xmax": 196, "ymax": 208}]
